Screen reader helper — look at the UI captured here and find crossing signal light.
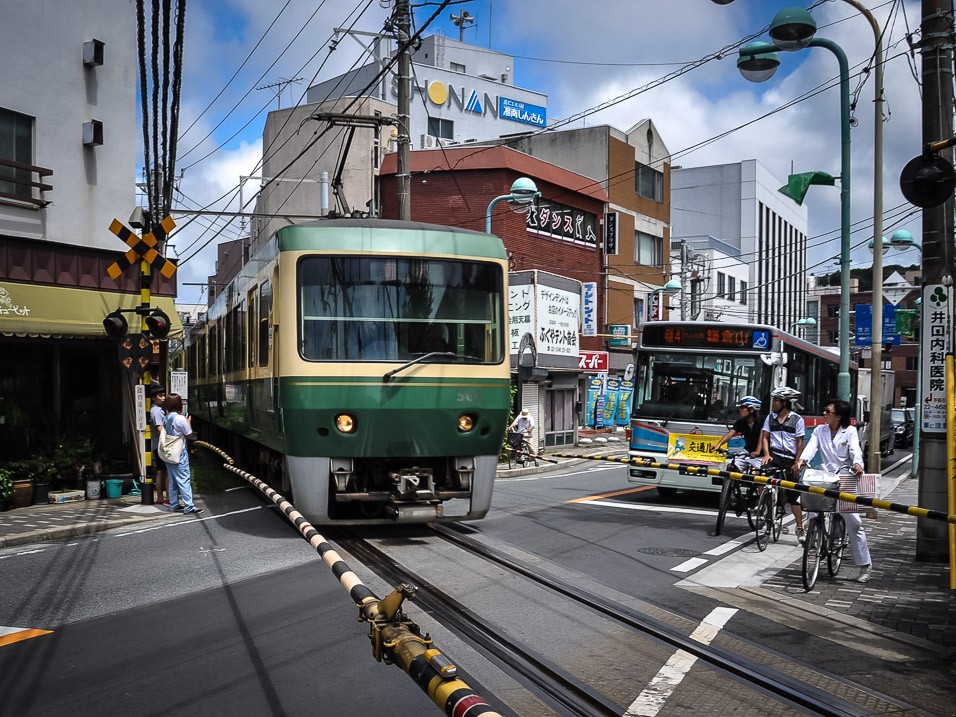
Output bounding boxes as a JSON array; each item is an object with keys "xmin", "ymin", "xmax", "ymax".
[
  {"xmin": 103, "ymin": 310, "xmax": 128, "ymax": 339},
  {"xmin": 145, "ymin": 309, "xmax": 170, "ymax": 340}
]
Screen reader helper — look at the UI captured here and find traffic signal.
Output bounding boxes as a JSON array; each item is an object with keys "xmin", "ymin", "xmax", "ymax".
[
  {"xmin": 145, "ymin": 309, "xmax": 170, "ymax": 340},
  {"xmin": 103, "ymin": 310, "xmax": 128, "ymax": 339}
]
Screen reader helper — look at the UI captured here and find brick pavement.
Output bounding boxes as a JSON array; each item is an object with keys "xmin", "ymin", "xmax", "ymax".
[{"xmin": 762, "ymin": 476, "xmax": 956, "ymax": 651}]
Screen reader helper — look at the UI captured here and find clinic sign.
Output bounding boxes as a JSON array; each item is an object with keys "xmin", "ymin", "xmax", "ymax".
[{"xmin": 920, "ymin": 284, "xmax": 951, "ymax": 433}]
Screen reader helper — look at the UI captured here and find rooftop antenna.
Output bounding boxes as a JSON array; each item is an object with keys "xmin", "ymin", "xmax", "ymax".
[
  {"xmin": 450, "ymin": 10, "xmax": 474, "ymax": 41},
  {"xmin": 255, "ymin": 76, "xmax": 304, "ymax": 110}
]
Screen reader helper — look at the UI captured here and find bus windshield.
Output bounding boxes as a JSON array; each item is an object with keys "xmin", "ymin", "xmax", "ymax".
[{"xmin": 633, "ymin": 351, "xmax": 769, "ymax": 424}]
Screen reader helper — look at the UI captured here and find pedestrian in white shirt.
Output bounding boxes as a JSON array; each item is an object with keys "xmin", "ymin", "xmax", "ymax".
[{"xmin": 794, "ymin": 399, "xmax": 873, "ymax": 583}]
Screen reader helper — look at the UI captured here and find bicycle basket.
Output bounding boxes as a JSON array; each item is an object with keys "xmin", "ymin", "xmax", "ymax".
[
  {"xmin": 800, "ymin": 469, "xmax": 839, "ymax": 512},
  {"xmin": 507, "ymin": 431, "xmax": 526, "ymax": 449}
]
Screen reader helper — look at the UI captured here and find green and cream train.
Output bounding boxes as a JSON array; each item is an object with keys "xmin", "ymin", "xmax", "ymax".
[{"xmin": 184, "ymin": 219, "xmax": 511, "ymax": 524}]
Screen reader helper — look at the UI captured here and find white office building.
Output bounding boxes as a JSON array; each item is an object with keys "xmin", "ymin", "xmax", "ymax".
[{"xmin": 671, "ymin": 160, "xmax": 808, "ymax": 331}]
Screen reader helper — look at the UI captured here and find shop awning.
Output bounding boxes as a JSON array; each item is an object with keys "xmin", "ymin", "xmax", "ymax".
[{"xmin": 0, "ymin": 281, "xmax": 183, "ymax": 340}]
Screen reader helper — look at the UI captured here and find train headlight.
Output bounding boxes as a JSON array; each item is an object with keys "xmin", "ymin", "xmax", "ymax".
[
  {"xmin": 335, "ymin": 414, "xmax": 356, "ymax": 433},
  {"xmin": 457, "ymin": 414, "xmax": 475, "ymax": 432}
]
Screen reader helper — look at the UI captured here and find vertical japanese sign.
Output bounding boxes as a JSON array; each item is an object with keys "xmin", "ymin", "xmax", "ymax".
[
  {"xmin": 920, "ymin": 284, "xmax": 951, "ymax": 433},
  {"xmin": 508, "ymin": 284, "xmax": 535, "ymax": 354},
  {"xmin": 581, "ymin": 282, "xmax": 597, "ymax": 337},
  {"xmin": 604, "ymin": 212, "xmax": 618, "ymax": 255},
  {"xmin": 537, "ymin": 285, "xmax": 580, "ymax": 356}
]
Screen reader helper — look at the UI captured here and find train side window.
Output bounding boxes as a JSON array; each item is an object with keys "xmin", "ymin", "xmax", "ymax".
[{"xmin": 259, "ymin": 280, "xmax": 272, "ymax": 367}]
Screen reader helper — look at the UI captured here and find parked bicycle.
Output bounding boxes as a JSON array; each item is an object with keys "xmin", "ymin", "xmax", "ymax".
[
  {"xmin": 799, "ymin": 468, "xmax": 851, "ymax": 591},
  {"xmin": 506, "ymin": 431, "xmax": 539, "ymax": 468}
]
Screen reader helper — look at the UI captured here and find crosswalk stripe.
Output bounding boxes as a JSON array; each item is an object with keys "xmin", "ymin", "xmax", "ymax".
[{"xmin": 0, "ymin": 627, "xmax": 52, "ymax": 647}]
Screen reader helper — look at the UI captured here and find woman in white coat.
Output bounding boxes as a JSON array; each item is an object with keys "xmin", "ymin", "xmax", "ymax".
[{"xmin": 794, "ymin": 399, "xmax": 872, "ymax": 583}]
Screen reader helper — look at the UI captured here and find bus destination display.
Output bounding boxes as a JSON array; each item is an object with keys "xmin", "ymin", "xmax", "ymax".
[{"xmin": 642, "ymin": 325, "xmax": 771, "ymax": 350}]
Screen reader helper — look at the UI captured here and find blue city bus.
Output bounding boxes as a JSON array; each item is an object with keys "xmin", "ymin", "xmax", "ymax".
[{"xmin": 627, "ymin": 321, "xmax": 857, "ymax": 497}]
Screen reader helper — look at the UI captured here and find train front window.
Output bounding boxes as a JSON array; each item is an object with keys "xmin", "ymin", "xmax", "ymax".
[
  {"xmin": 297, "ymin": 256, "xmax": 504, "ymax": 362},
  {"xmin": 632, "ymin": 352, "xmax": 768, "ymax": 423}
]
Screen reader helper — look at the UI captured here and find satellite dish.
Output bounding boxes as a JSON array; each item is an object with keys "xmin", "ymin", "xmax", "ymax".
[{"xmin": 899, "ymin": 153, "xmax": 956, "ymax": 208}]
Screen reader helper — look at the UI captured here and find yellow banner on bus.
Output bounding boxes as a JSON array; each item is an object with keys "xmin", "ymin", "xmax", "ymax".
[{"xmin": 666, "ymin": 433, "xmax": 724, "ymax": 463}]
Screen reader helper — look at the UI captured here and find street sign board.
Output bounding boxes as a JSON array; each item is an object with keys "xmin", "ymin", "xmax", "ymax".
[
  {"xmin": 920, "ymin": 284, "xmax": 951, "ymax": 433},
  {"xmin": 854, "ymin": 303, "xmax": 900, "ymax": 346},
  {"xmin": 608, "ymin": 324, "xmax": 631, "ymax": 348}
]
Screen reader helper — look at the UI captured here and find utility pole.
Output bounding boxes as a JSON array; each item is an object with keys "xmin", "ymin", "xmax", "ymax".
[
  {"xmin": 395, "ymin": 0, "xmax": 412, "ymax": 220},
  {"xmin": 917, "ymin": 0, "xmax": 955, "ymax": 561},
  {"xmin": 680, "ymin": 240, "xmax": 689, "ymax": 320}
]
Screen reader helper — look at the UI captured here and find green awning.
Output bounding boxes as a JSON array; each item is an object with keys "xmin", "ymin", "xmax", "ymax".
[{"xmin": 0, "ymin": 281, "xmax": 183, "ymax": 340}]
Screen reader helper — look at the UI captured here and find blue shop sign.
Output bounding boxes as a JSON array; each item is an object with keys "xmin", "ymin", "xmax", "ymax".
[{"xmin": 499, "ymin": 97, "xmax": 546, "ymax": 127}]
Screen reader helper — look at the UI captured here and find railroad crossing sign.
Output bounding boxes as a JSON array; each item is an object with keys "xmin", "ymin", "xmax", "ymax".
[{"xmin": 106, "ymin": 215, "xmax": 177, "ymax": 280}]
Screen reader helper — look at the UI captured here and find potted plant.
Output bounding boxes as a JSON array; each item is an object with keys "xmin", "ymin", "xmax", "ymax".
[
  {"xmin": 11, "ymin": 456, "xmax": 58, "ymax": 504},
  {"xmin": 0, "ymin": 468, "xmax": 13, "ymax": 511}
]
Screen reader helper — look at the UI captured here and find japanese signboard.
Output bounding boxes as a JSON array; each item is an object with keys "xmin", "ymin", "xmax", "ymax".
[
  {"xmin": 608, "ymin": 324, "xmax": 631, "ymax": 348},
  {"xmin": 666, "ymin": 433, "xmax": 723, "ymax": 463},
  {"xmin": 498, "ymin": 97, "xmax": 547, "ymax": 127},
  {"xmin": 508, "ymin": 284, "xmax": 534, "ymax": 354},
  {"xmin": 526, "ymin": 201, "xmax": 598, "ymax": 249},
  {"xmin": 920, "ymin": 284, "xmax": 951, "ymax": 433},
  {"xmin": 581, "ymin": 282, "xmax": 597, "ymax": 337},
  {"xmin": 854, "ymin": 303, "xmax": 900, "ymax": 346},
  {"xmin": 578, "ymin": 350, "xmax": 609, "ymax": 372},
  {"xmin": 537, "ymin": 285, "xmax": 580, "ymax": 356},
  {"xmin": 604, "ymin": 212, "xmax": 618, "ymax": 255}
]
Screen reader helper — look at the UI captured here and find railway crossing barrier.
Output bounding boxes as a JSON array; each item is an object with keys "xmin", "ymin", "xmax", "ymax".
[
  {"xmin": 193, "ymin": 441, "xmax": 503, "ymax": 717},
  {"xmin": 550, "ymin": 452, "xmax": 956, "ymax": 526}
]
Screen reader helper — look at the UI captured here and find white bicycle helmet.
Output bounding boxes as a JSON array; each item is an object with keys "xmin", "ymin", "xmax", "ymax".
[
  {"xmin": 737, "ymin": 395, "xmax": 761, "ymax": 411},
  {"xmin": 770, "ymin": 386, "xmax": 801, "ymax": 401}
]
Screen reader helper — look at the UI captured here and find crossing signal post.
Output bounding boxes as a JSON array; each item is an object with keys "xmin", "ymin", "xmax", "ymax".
[{"xmin": 105, "ymin": 215, "xmax": 177, "ymax": 506}]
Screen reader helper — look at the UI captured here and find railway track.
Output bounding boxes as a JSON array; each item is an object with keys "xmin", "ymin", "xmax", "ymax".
[{"xmin": 337, "ymin": 524, "xmax": 930, "ymax": 717}]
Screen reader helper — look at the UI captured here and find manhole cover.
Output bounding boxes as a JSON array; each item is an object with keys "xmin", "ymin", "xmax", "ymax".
[{"xmin": 637, "ymin": 547, "xmax": 702, "ymax": 557}]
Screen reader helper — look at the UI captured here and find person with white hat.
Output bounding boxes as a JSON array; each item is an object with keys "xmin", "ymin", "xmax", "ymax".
[{"xmin": 509, "ymin": 408, "xmax": 535, "ymax": 438}]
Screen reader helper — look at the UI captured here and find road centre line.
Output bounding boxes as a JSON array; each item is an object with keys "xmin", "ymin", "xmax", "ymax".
[
  {"xmin": 113, "ymin": 506, "xmax": 262, "ymax": 536},
  {"xmin": 624, "ymin": 607, "xmax": 738, "ymax": 717},
  {"xmin": 503, "ymin": 464, "xmax": 622, "ymax": 481}
]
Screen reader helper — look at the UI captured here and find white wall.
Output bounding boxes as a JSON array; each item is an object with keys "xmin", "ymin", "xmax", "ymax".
[{"xmin": 0, "ymin": 0, "xmax": 135, "ymax": 251}]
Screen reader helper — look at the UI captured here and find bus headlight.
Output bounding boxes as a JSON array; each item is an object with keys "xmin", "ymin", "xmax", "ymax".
[
  {"xmin": 335, "ymin": 414, "xmax": 356, "ymax": 433},
  {"xmin": 457, "ymin": 414, "xmax": 476, "ymax": 432}
]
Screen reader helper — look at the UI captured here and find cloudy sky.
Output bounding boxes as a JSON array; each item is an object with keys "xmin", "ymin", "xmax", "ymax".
[{"xmin": 161, "ymin": 0, "xmax": 925, "ymax": 305}]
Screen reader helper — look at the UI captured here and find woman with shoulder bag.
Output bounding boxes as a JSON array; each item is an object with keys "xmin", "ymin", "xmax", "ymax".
[
  {"xmin": 793, "ymin": 399, "xmax": 872, "ymax": 583},
  {"xmin": 160, "ymin": 393, "xmax": 203, "ymax": 516}
]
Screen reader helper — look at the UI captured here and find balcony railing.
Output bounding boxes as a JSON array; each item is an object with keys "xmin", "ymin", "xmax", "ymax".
[{"xmin": 0, "ymin": 157, "xmax": 53, "ymax": 208}]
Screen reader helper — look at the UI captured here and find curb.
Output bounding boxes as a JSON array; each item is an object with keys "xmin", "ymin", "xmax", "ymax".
[{"xmin": 0, "ymin": 514, "xmax": 171, "ymax": 550}]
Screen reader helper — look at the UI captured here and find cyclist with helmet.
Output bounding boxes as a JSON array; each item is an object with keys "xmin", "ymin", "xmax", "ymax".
[
  {"xmin": 714, "ymin": 395, "xmax": 763, "ymax": 470},
  {"xmin": 761, "ymin": 386, "xmax": 807, "ymax": 543}
]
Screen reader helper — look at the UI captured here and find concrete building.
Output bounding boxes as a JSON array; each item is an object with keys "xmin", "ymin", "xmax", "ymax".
[
  {"xmin": 0, "ymin": 1, "xmax": 179, "ymax": 470},
  {"xmin": 670, "ymin": 236, "xmax": 751, "ymax": 322},
  {"xmin": 671, "ymin": 159, "xmax": 809, "ymax": 332}
]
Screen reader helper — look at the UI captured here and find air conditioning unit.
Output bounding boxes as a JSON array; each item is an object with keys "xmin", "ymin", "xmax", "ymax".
[
  {"xmin": 419, "ymin": 134, "xmax": 440, "ymax": 149},
  {"xmin": 83, "ymin": 119, "xmax": 104, "ymax": 146}
]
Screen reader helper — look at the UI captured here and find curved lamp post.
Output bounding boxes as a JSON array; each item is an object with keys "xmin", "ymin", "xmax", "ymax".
[
  {"xmin": 650, "ymin": 278, "xmax": 682, "ymax": 321},
  {"xmin": 789, "ymin": 316, "xmax": 817, "ymax": 334},
  {"xmin": 485, "ymin": 177, "xmax": 541, "ymax": 234},
  {"xmin": 738, "ymin": 7, "xmax": 852, "ymax": 406},
  {"xmin": 722, "ymin": 1, "xmax": 886, "ymax": 471}
]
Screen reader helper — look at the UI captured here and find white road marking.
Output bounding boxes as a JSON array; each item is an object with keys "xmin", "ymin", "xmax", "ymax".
[
  {"xmin": 113, "ymin": 506, "xmax": 262, "ymax": 536},
  {"xmin": 580, "ymin": 499, "xmax": 716, "ymax": 517},
  {"xmin": 670, "ymin": 557, "xmax": 708, "ymax": 573},
  {"xmin": 625, "ymin": 607, "xmax": 738, "ymax": 717},
  {"xmin": 703, "ymin": 539, "xmax": 747, "ymax": 557},
  {"xmin": 502, "ymin": 465, "xmax": 621, "ymax": 481}
]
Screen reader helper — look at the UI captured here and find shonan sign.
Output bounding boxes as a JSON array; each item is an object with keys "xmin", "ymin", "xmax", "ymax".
[{"xmin": 395, "ymin": 77, "xmax": 546, "ymax": 126}]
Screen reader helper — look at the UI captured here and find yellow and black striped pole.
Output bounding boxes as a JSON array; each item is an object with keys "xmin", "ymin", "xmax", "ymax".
[
  {"xmin": 551, "ymin": 452, "xmax": 956, "ymax": 525},
  {"xmin": 140, "ymin": 256, "xmax": 155, "ymax": 506},
  {"xmin": 195, "ymin": 441, "xmax": 503, "ymax": 716}
]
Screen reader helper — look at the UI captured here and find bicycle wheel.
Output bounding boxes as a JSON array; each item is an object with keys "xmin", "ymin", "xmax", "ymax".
[
  {"xmin": 754, "ymin": 489, "xmax": 772, "ymax": 551},
  {"xmin": 827, "ymin": 514, "xmax": 847, "ymax": 576},
  {"xmin": 802, "ymin": 518, "xmax": 823, "ymax": 591},
  {"xmin": 745, "ymin": 485, "xmax": 759, "ymax": 530},
  {"xmin": 715, "ymin": 477, "xmax": 733, "ymax": 535},
  {"xmin": 771, "ymin": 488, "xmax": 785, "ymax": 542}
]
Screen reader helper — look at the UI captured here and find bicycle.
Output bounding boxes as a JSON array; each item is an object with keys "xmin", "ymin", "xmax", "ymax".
[
  {"xmin": 799, "ymin": 468, "xmax": 851, "ymax": 591},
  {"xmin": 714, "ymin": 449, "xmax": 761, "ymax": 536},
  {"xmin": 751, "ymin": 466, "xmax": 788, "ymax": 551},
  {"xmin": 506, "ymin": 431, "xmax": 539, "ymax": 468}
]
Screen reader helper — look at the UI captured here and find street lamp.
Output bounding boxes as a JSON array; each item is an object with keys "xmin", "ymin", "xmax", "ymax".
[
  {"xmin": 737, "ymin": 7, "xmax": 852, "ymax": 406},
  {"xmin": 789, "ymin": 317, "xmax": 817, "ymax": 334},
  {"xmin": 722, "ymin": 1, "xmax": 886, "ymax": 471},
  {"xmin": 485, "ymin": 177, "xmax": 541, "ymax": 234},
  {"xmin": 650, "ymin": 278, "xmax": 682, "ymax": 321}
]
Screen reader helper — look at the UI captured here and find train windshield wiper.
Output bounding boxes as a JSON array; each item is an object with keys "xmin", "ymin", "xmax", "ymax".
[{"xmin": 382, "ymin": 352, "xmax": 457, "ymax": 383}]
